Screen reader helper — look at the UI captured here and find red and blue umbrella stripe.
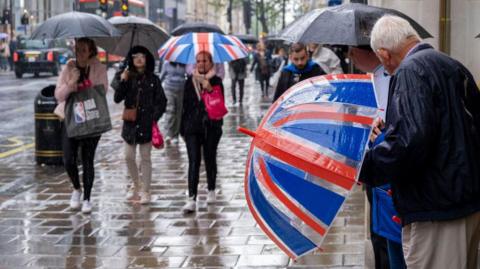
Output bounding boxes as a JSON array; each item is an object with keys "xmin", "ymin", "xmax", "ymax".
[
  {"xmin": 158, "ymin": 32, "xmax": 249, "ymax": 64},
  {"xmin": 242, "ymin": 74, "xmax": 379, "ymax": 259}
]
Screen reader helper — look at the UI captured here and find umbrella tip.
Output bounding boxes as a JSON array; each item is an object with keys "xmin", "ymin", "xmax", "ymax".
[{"xmin": 237, "ymin": 126, "xmax": 256, "ymax": 137}]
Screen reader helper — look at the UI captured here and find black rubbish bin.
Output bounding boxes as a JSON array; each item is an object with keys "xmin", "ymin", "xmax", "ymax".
[{"xmin": 34, "ymin": 85, "xmax": 63, "ymax": 165}]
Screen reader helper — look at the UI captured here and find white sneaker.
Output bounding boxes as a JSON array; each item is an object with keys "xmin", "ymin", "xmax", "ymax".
[
  {"xmin": 126, "ymin": 185, "xmax": 139, "ymax": 200},
  {"xmin": 139, "ymin": 192, "xmax": 151, "ymax": 205},
  {"xmin": 206, "ymin": 190, "xmax": 216, "ymax": 203},
  {"xmin": 81, "ymin": 200, "xmax": 92, "ymax": 214},
  {"xmin": 70, "ymin": 190, "xmax": 81, "ymax": 210},
  {"xmin": 182, "ymin": 196, "xmax": 196, "ymax": 213}
]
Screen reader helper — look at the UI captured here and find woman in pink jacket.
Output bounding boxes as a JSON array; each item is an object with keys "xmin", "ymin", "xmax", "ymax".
[{"xmin": 54, "ymin": 38, "xmax": 108, "ymax": 214}]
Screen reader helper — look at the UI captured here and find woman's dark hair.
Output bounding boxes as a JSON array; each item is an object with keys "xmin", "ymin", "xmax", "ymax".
[
  {"xmin": 126, "ymin": 46, "xmax": 155, "ymax": 74},
  {"xmin": 196, "ymin": 51, "xmax": 213, "ymax": 63},
  {"xmin": 76, "ymin": 37, "xmax": 98, "ymax": 59}
]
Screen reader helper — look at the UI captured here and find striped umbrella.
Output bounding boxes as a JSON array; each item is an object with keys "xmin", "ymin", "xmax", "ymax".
[
  {"xmin": 238, "ymin": 74, "xmax": 379, "ymax": 259},
  {"xmin": 158, "ymin": 32, "xmax": 249, "ymax": 64}
]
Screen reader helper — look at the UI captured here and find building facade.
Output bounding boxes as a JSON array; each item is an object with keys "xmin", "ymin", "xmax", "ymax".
[{"xmin": 149, "ymin": 0, "xmax": 186, "ymax": 32}]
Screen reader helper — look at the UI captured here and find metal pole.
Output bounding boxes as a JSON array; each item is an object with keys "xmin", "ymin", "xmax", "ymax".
[
  {"xmin": 439, "ymin": 0, "xmax": 451, "ymax": 54},
  {"xmin": 282, "ymin": 0, "xmax": 285, "ymax": 29},
  {"xmin": 255, "ymin": 0, "xmax": 258, "ymax": 37},
  {"xmin": 10, "ymin": 0, "xmax": 14, "ymax": 39}
]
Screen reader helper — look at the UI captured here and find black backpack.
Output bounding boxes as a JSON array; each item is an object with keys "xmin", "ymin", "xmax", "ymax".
[{"xmin": 231, "ymin": 59, "xmax": 246, "ymax": 74}]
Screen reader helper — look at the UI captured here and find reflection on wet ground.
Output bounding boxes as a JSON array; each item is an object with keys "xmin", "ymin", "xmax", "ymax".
[{"xmin": 0, "ymin": 75, "xmax": 365, "ymax": 268}]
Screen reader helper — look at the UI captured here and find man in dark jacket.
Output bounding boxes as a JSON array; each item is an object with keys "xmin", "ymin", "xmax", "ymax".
[
  {"xmin": 362, "ymin": 15, "xmax": 480, "ymax": 269},
  {"xmin": 272, "ymin": 43, "xmax": 325, "ymax": 102}
]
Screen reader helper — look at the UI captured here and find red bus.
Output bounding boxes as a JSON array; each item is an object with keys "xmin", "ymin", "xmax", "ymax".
[{"xmin": 78, "ymin": 0, "xmax": 146, "ymax": 18}]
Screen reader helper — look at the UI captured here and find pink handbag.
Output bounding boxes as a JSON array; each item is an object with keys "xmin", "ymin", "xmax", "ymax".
[
  {"xmin": 201, "ymin": 85, "xmax": 228, "ymax": 120},
  {"xmin": 152, "ymin": 122, "xmax": 164, "ymax": 149}
]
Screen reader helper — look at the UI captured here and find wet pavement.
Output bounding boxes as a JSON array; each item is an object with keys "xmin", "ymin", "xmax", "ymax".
[{"xmin": 0, "ymin": 70, "xmax": 366, "ymax": 268}]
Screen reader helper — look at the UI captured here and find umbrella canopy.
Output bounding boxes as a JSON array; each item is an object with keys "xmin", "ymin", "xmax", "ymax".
[
  {"xmin": 235, "ymin": 34, "xmax": 259, "ymax": 44},
  {"xmin": 0, "ymin": 33, "xmax": 8, "ymax": 39},
  {"xmin": 278, "ymin": 3, "xmax": 432, "ymax": 46},
  {"xmin": 94, "ymin": 16, "xmax": 169, "ymax": 59},
  {"xmin": 476, "ymin": 33, "xmax": 480, "ymax": 38},
  {"xmin": 31, "ymin": 11, "xmax": 120, "ymax": 40},
  {"xmin": 238, "ymin": 74, "xmax": 379, "ymax": 259},
  {"xmin": 158, "ymin": 32, "xmax": 248, "ymax": 64},
  {"xmin": 170, "ymin": 22, "xmax": 224, "ymax": 36}
]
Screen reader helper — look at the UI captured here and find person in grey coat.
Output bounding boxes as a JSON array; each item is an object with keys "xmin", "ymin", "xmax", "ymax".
[
  {"xmin": 159, "ymin": 61, "xmax": 186, "ymax": 143},
  {"xmin": 228, "ymin": 58, "xmax": 248, "ymax": 104}
]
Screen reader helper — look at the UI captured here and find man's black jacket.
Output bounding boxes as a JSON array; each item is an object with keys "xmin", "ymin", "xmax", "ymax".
[{"xmin": 360, "ymin": 43, "xmax": 480, "ymax": 225}]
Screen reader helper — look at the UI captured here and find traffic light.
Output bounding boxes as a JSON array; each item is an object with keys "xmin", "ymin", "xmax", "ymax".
[
  {"xmin": 243, "ymin": 0, "xmax": 252, "ymax": 31},
  {"xmin": 227, "ymin": 6, "xmax": 232, "ymax": 24},
  {"xmin": 21, "ymin": 13, "xmax": 29, "ymax": 25},
  {"xmin": 121, "ymin": 0, "xmax": 129, "ymax": 16},
  {"xmin": 1, "ymin": 9, "xmax": 11, "ymax": 24},
  {"xmin": 98, "ymin": 0, "xmax": 108, "ymax": 14}
]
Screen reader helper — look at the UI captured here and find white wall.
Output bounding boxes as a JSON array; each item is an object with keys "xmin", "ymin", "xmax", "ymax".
[
  {"xmin": 367, "ymin": 0, "xmax": 480, "ymax": 80},
  {"xmin": 450, "ymin": 0, "xmax": 480, "ymax": 80},
  {"xmin": 368, "ymin": 0, "xmax": 439, "ymax": 49}
]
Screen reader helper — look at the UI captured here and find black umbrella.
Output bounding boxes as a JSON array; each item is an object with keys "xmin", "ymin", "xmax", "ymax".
[
  {"xmin": 95, "ymin": 16, "xmax": 169, "ymax": 59},
  {"xmin": 170, "ymin": 22, "xmax": 224, "ymax": 36},
  {"xmin": 235, "ymin": 34, "xmax": 259, "ymax": 44},
  {"xmin": 278, "ymin": 3, "xmax": 432, "ymax": 46},
  {"xmin": 31, "ymin": 11, "xmax": 121, "ymax": 40},
  {"xmin": 476, "ymin": 33, "xmax": 480, "ymax": 38}
]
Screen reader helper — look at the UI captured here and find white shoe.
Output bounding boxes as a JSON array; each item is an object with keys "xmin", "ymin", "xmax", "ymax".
[
  {"xmin": 81, "ymin": 200, "xmax": 92, "ymax": 214},
  {"xmin": 70, "ymin": 190, "xmax": 81, "ymax": 210},
  {"xmin": 126, "ymin": 185, "xmax": 139, "ymax": 200},
  {"xmin": 182, "ymin": 196, "xmax": 196, "ymax": 213},
  {"xmin": 206, "ymin": 190, "xmax": 216, "ymax": 203},
  {"xmin": 139, "ymin": 192, "xmax": 151, "ymax": 205}
]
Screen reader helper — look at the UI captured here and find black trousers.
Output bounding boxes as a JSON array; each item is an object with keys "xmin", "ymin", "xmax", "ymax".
[
  {"xmin": 259, "ymin": 77, "xmax": 270, "ymax": 96},
  {"xmin": 231, "ymin": 78, "xmax": 245, "ymax": 103},
  {"xmin": 62, "ymin": 126, "xmax": 100, "ymax": 201},
  {"xmin": 184, "ymin": 128, "xmax": 222, "ymax": 200},
  {"xmin": 366, "ymin": 186, "xmax": 390, "ymax": 269}
]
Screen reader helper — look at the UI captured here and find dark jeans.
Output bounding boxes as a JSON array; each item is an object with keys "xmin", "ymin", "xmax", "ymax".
[
  {"xmin": 366, "ymin": 186, "xmax": 390, "ymax": 269},
  {"xmin": 184, "ymin": 127, "xmax": 222, "ymax": 200},
  {"xmin": 259, "ymin": 77, "xmax": 270, "ymax": 96},
  {"xmin": 62, "ymin": 126, "xmax": 100, "ymax": 201},
  {"xmin": 231, "ymin": 78, "xmax": 245, "ymax": 103},
  {"xmin": 387, "ymin": 239, "xmax": 406, "ymax": 269}
]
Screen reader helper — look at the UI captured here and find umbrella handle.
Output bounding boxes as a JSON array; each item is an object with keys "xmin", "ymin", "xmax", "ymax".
[{"xmin": 237, "ymin": 126, "xmax": 256, "ymax": 137}]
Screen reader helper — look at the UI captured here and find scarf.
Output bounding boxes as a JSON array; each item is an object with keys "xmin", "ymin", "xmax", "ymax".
[
  {"xmin": 283, "ymin": 59, "xmax": 316, "ymax": 75},
  {"xmin": 192, "ymin": 67, "xmax": 216, "ymax": 100}
]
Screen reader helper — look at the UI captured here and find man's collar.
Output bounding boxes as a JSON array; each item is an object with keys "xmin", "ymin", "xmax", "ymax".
[{"xmin": 405, "ymin": 42, "xmax": 433, "ymax": 58}]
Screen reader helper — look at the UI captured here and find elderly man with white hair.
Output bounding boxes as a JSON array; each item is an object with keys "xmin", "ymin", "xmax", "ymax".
[{"xmin": 360, "ymin": 15, "xmax": 480, "ymax": 269}]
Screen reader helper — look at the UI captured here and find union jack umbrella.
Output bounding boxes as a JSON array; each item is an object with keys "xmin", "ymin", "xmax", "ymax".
[
  {"xmin": 158, "ymin": 32, "xmax": 249, "ymax": 64},
  {"xmin": 238, "ymin": 74, "xmax": 378, "ymax": 259}
]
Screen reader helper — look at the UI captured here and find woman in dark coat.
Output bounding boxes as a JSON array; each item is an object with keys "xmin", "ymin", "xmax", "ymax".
[
  {"xmin": 181, "ymin": 51, "xmax": 224, "ymax": 213},
  {"xmin": 111, "ymin": 46, "xmax": 167, "ymax": 205}
]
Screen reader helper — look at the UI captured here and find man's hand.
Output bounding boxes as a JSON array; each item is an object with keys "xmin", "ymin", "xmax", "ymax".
[{"xmin": 370, "ymin": 117, "xmax": 385, "ymax": 143}]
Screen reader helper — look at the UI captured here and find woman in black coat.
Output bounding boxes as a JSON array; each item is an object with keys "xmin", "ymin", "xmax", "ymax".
[
  {"xmin": 180, "ymin": 51, "xmax": 224, "ymax": 213},
  {"xmin": 111, "ymin": 46, "xmax": 167, "ymax": 205}
]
